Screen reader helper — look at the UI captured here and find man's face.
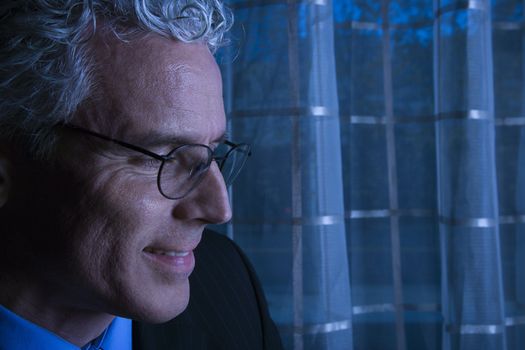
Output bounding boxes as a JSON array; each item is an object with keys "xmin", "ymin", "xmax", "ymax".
[{"xmin": 6, "ymin": 35, "xmax": 232, "ymax": 322}]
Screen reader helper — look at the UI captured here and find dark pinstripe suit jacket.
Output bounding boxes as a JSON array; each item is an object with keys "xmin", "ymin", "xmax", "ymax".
[{"xmin": 133, "ymin": 230, "xmax": 283, "ymax": 350}]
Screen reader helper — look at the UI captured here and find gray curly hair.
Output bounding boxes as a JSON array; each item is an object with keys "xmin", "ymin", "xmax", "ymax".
[{"xmin": 0, "ymin": 0, "xmax": 233, "ymax": 156}]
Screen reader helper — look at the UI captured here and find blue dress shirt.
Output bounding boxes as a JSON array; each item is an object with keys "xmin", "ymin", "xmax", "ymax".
[{"xmin": 0, "ymin": 305, "xmax": 132, "ymax": 350}]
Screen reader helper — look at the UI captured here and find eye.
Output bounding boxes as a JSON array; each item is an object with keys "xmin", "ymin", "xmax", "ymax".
[
  {"xmin": 143, "ymin": 159, "xmax": 160, "ymax": 169},
  {"xmin": 129, "ymin": 157, "xmax": 159, "ymax": 169}
]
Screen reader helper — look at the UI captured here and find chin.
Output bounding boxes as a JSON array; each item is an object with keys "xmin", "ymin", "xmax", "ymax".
[
  {"xmin": 145, "ymin": 298, "xmax": 190, "ymax": 324},
  {"xmin": 120, "ymin": 280, "xmax": 191, "ymax": 323}
]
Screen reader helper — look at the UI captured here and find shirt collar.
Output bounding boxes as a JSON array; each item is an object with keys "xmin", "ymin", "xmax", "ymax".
[{"xmin": 0, "ymin": 305, "xmax": 132, "ymax": 350}]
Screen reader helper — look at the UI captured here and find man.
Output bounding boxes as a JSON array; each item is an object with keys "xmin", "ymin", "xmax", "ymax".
[{"xmin": 0, "ymin": 1, "xmax": 282, "ymax": 349}]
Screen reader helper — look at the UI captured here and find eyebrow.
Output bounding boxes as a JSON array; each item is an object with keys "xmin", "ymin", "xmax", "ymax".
[{"xmin": 134, "ymin": 130, "xmax": 228, "ymax": 150}]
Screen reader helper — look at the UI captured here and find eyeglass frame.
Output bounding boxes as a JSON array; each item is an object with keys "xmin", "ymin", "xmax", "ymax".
[{"xmin": 57, "ymin": 123, "xmax": 251, "ymax": 200}]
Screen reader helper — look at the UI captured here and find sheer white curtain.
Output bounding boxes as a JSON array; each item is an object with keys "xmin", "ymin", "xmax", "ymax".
[{"xmin": 218, "ymin": 0, "xmax": 525, "ymax": 349}]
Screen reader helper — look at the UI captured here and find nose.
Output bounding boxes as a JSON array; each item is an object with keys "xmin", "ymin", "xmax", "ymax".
[{"xmin": 172, "ymin": 161, "xmax": 232, "ymax": 224}]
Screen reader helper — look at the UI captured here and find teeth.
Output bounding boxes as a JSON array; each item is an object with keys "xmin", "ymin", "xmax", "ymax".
[
  {"xmin": 163, "ymin": 251, "xmax": 189, "ymax": 257},
  {"xmin": 145, "ymin": 248, "xmax": 189, "ymax": 257}
]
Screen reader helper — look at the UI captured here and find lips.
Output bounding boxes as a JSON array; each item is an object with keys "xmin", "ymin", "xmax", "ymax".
[
  {"xmin": 142, "ymin": 245, "xmax": 196, "ymax": 276},
  {"xmin": 143, "ymin": 247, "xmax": 190, "ymax": 257}
]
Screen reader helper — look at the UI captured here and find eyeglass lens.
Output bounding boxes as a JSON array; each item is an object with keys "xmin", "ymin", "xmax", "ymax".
[
  {"xmin": 158, "ymin": 143, "xmax": 250, "ymax": 199},
  {"xmin": 220, "ymin": 144, "xmax": 250, "ymax": 185},
  {"xmin": 158, "ymin": 145, "xmax": 212, "ymax": 199}
]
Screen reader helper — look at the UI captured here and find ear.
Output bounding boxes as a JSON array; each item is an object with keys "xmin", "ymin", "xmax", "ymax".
[{"xmin": 0, "ymin": 153, "xmax": 12, "ymax": 208}]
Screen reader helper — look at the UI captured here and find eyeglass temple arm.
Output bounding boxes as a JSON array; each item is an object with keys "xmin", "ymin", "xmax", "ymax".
[{"xmin": 61, "ymin": 124, "xmax": 166, "ymax": 161}]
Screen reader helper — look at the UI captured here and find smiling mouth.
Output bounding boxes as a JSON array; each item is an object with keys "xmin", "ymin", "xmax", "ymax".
[{"xmin": 142, "ymin": 247, "xmax": 195, "ymax": 275}]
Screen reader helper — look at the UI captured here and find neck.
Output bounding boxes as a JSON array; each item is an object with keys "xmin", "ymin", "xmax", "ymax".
[{"xmin": 0, "ymin": 274, "xmax": 115, "ymax": 347}]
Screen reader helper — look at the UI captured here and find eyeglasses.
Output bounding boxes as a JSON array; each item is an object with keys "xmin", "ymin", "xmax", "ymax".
[{"xmin": 59, "ymin": 124, "xmax": 251, "ymax": 200}]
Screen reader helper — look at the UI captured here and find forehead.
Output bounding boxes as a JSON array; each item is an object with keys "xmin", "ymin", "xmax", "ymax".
[{"xmin": 78, "ymin": 32, "xmax": 225, "ymax": 143}]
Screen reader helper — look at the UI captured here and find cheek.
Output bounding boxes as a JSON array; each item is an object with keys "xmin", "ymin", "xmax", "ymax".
[
  {"xmin": 58, "ymin": 192, "xmax": 167, "ymax": 310},
  {"xmin": 57, "ymin": 173, "xmax": 166, "ymax": 287},
  {"xmin": 67, "ymin": 180, "xmax": 165, "ymax": 263}
]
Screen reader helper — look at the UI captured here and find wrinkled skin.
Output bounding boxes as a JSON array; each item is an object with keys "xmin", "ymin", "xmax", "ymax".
[{"xmin": 0, "ymin": 33, "xmax": 232, "ymax": 346}]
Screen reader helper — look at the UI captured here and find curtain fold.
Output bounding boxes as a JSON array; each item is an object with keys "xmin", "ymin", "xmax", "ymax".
[
  {"xmin": 218, "ymin": 0, "xmax": 525, "ymax": 349},
  {"xmin": 435, "ymin": 1, "xmax": 507, "ymax": 349}
]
